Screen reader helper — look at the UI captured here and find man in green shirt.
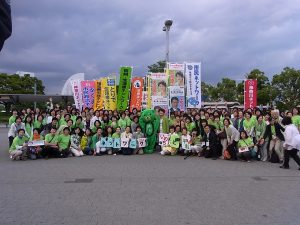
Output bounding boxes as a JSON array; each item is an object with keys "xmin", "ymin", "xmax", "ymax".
[
  {"xmin": 9, "ymin": 129, "xmax": 28, "ymax": 160},
  {"xmin": 57, "ymin": 127, "xmax": 71, "ymax": 158},
  {"xmin": 43, "ymin": 127, "xmax": 59, "ymax": 158}
]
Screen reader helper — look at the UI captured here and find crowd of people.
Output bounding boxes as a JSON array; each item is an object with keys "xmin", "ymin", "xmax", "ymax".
[{"xmin": 7, "ymin": 105, "xmax": 300, "ymax": 170}]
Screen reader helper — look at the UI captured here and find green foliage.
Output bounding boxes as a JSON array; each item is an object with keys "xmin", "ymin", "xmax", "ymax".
[
  {"xmin": 147, "ymin": 60, "xmax": 166, "ymax": 73},
  {"xmin": 271, "ymin": 67, "xmax": 300, "ymax": 110},
  {"xmin": 215, "ymin": 78, "xmax": 238, "ymax": 101},
  {"xmin": 0, "ymin": 73, "xmax": 45, "ymax": 94}
]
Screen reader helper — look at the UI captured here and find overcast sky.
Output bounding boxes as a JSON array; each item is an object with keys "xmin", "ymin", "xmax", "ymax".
[{"xmin": 0, "ymin": 0, "xmax": 300, "ymax": 94}]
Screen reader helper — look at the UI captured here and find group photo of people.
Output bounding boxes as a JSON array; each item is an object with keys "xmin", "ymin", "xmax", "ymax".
[{"xmin": 7, "ymin": 105, "xmax": 300, "ymax": 170}]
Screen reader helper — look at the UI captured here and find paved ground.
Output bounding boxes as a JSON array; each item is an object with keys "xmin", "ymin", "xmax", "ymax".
[{"xmin": 0, "ymin": 128, "xmax": 300, "ymax": 225}]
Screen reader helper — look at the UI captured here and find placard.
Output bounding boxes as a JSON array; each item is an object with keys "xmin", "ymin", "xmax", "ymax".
[
  {"xmin": 100, "ymin": 137, "xmax": 107, "ymax": 148},
  {"xmin": 159, "ymin": 133, "xmax": 170, "ymax": 146},
  {"xmin": 107, "ymin": 137, "xmax": 113, "ymax": 148},
  {"xmin": 28, "ymin": 140, "xmax": 45, "ymax": 147},
  {"xmin": 129, "ymin": 139, "xmax": 137, "ymax": 149},
  {"xmin": 137, "ymin": 138, "xmax": 147, "ymax": 148},
  {"xmin": 113, "ymin": 138, "xmax": 121, "ymax": 148},
  {"xmin": 121, "ymin": 138, "xmax": 130, "ymax": 148}
]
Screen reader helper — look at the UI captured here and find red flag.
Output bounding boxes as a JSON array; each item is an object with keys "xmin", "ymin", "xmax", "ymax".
[
  {"xmin": 244, "ymin": 79, "xmax": 257, "ymax": 109},
  {"xmin": 130, "ymin": 78, "xmax": 144, "ymax": 112}
]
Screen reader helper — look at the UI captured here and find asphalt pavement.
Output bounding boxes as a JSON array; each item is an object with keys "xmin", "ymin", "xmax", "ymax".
[{"xmin": 0, "ymin": 128, "xmax": 299, "ymax": 225}]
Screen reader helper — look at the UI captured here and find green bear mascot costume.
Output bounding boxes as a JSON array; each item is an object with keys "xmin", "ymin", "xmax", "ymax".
[{"xmin": 139, "ymin": 109, "xmax": 160, "ymax": 154}]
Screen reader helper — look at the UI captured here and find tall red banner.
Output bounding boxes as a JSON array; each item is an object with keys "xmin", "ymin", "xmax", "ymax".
[
  {"xmin": 244, "ymin": 79, "xmax": 257, "ymax": 109},
  {"xmin": 130, "ymin": 78, "xmax": 144, "ymax": 112}
]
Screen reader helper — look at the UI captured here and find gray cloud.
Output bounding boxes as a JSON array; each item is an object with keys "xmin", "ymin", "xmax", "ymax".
[{"xmin": 0, "ymin": 0, "xmax": 300, "ymax": 93}]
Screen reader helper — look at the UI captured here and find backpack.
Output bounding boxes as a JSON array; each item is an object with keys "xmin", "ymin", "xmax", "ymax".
[{"xmin": 224, "ymin": 149, "xmax": 231, "ymax": 160}]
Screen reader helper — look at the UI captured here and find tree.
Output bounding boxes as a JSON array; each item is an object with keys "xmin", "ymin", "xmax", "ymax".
[
  {"xmin": 147, "ymin": 60, "xmax": 166, "ymax": 73},
  {"xmin": 271, "ymin": 67, "xmax": 300, "ymax": 110},
  {"xmin": 214, "ymin": 78, "xmax": 238, "ymax": 102},
  {"xmin": 0, "ymin": 73, "xmax": 45, "ymax": 94}
]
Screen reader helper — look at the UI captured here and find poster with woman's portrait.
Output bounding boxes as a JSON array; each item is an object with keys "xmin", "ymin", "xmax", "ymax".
[
  {"xmin": 167, "ymin": 63, "xmax": 185, "ymax": 87},
  {"xmin": 150, "ymin": 73, "xmax": 168, "ymax": 97}
]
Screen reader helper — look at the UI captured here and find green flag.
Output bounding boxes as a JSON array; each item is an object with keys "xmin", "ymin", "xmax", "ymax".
[{"xmin": 117, "ymin": 66, "xmax": 132, "ymax": 111}]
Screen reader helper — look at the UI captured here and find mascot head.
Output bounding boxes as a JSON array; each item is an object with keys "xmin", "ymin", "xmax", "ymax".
[{"xmin": 140, "ymin": 109, "xmax": 156, "ymax": 123}]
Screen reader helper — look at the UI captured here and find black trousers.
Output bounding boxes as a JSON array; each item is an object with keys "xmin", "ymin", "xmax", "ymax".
[
  {"xmin": 8, "ymin": 136, "xmax": 14, "ymax": 147},
  {"xmin": 42, "ymin": 146, "xmax": 60, "ymax": 158},
  {"xmin": 227, "ymin": 141, "xmax": 238, "ymax": 160},
  {"xmin": 283, "ymin": 149, "xmax": 300, "ymax": 168}
]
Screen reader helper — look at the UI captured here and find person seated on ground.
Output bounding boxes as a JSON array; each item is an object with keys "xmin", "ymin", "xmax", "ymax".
[
  {"xmin": 121, "ymin": 126, "xmax": 133, "ymax": 155},
  {"xmin": 80, "ymin": 128, "xmax": 94, "ymax": 155},
  {"xmin": 93, "ymin": 127, "xmax": 104, "ymax": 156},
  {"xmin": 202, "ymin": 125, "xmax": 220, "ymax": 160},
  {"xmin": 70, "ymin": 127, "xmax": 84, "ymax": 157},
  {"xmin": 237, "ymin": 131, "xmax": 254, "ymax": 163},
  {"xmin": 160, "ymin": 126, "xmax": 180, "ymax": 156},
  {"xmin": 57, "ymin": 127, "xmax": 71, "ymax": 158},
  {"xmin": 132, "ymin": 125, "xmax": 145, "ymax": 155},
  {"xmin": 28, "ymin": 128, "xmax": 44, "ymax": 160},
  {"xmin": 9, "ymin": 129, "xmax": 28, "ymax": 160},
  {"xmin": 8, "ymin": 116, "xmax": 29, "ymax": 148},
  {"xmin": 112, "ymin": 127, "xmax": 121, "ymax": 155},
  {"xmin": 178, "ymin": 128, "xmax": 190, "ymax": 156},
  {"xmin": 189, "ymin": 128, "xmax": 202, "ymax": 157},
  {"xmin": 43, "ymin": 127, "xmax": 59, "ymax": 158}
]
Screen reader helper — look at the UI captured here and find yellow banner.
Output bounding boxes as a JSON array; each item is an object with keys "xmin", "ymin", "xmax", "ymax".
[
  {"xmin": 103, "ymin": 77, "xmax": 117, "ymax": 110},
  {"xmin": 93, "ymin": 80, "xmax": 102, "ymax": 110}
]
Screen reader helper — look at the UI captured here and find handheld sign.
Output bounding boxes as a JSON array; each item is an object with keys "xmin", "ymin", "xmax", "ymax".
[
  {"xmin": 113, "ymin": 138, "xmax": 121, "ymax": 149},
  {"xmin": 100, "ymin": 137, "xmax": 107, "ymax": 148},
  {"xmin": 107, "ymin": 137, "xmax": 113, "ymax": 148},
  {"xmin": 138, "ymin": 138, "xmax": 147, "ymax": 148},
  {"xmin": 182, "ymin": 139, "xmax": 190, "ymax": 150},
  {"xmin": 121, "ymin": 138, "xmax": 130, "ymax": 148},
  {"xmin": 28, "ymin": 140, "xmax": 45, "ymax": 147},
  {"xmin": 159, "ymin": 133, "xmax": 170, "ymax": 146},
  {"xmin": 129, "ymin": 139, "xmax": 137, "ymax": 149}
]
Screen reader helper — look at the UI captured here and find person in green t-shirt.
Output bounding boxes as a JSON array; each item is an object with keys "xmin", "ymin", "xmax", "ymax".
[
  {"xmin": 9, "ymin": 129, "xmax": 28, "ymax": 160},
  {"xmin": 292, "ymin": 107, "xmax": 300, "ymax": 131},
  {"xmin": 112, "ymin": 127, "xmax": 121, "ymax": 154},
  {"xmin": 118, "ymin": 113, "xmax": 127, "ymax": 132},
  {"xmin": 44, "ymin": 127, "xmax": 60, "ymax": 158},
  {"xmin": 237, "ymin": 131, "xmax": 254, "ymax": 162},
  {"xmin": 57, "ymin": 127, "xmax": 71, "ymax": 157},
  {"xmin": 160, "ymin": 126, "xmax": 180, "ymax": 156},
  {"xmin": 8, "ymin": 109, "xmax": 18, "ymax": 126}
]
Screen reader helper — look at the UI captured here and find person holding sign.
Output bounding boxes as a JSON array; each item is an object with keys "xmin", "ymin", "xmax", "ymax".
[
  {"xmin": 179, "ymin": 128, "xmax": 191, "ymax": 156},
  {"xmin": 121, "ymin": 126, "xmax": 133, "ymax": 155},
  {"xmin": 189, "ymin": 129, "xmax": 202, "ymax": 156},
  {"xmin": 237, "ymin": 131, "xmax": 254, "ymax": 162},
  {"xmin": 93, "ymin": 128, "xmax": 106, "ymax": 156},
  {"xmin": 28, "ymin": 128, "xmax": 44, "ymax": 160},
  {"xmin": 160, "ymin": 126, "xmax": 180, "ymax": 156},
  {"xmin": 70, "ymin": 127, "xmax": 84, "ymax": 157},
  {"xmin": 132, "ymin": 126, "xmax": 145, "ymax": 154}
]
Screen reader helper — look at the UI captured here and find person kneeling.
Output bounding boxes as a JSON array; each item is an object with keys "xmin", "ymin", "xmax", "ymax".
[
  {"xmin": 9, "ymin": 129, "xmax": 28, "ymax": 160},
  {"xmin": 161, "ymin": 126, "xmax": 180, "ymax": 156},
  {"xmin": 237, "ymin": 131, "xmax": 254, "ymax": 163}
]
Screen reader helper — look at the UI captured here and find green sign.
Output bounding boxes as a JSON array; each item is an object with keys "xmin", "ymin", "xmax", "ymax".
[{"xmin": 117, "ymin": 66, "xmax": 132, "ymax": 110}]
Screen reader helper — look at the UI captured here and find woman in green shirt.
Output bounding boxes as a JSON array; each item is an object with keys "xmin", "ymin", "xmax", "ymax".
[
  {"xmin": 112, "ymin": 127, "xmax": 121, "ymax": 154},
  {"xmin": 34, "ymin": 115, "xmax": 45, "ymax": 132},
  {"xmin": 243, "ymin": 112, "xmax": 255, "ymax": 137},
  {"xmin": 237, "ymin": 131, "xmax": 254, "ymax": 162},
  {"xmin": 9, "ymin": 129, "xmax": 28, "ymax": 160},
  {"xmin": 292, "ymin": 107, "xmax": 300, "ymax": 131},
  {"xmin": 91, "ymin": 120, "xmax": 102, "ymax": 134},
  {"xmin": 118, "ymin": 113, "xmax": 127, "ymax": 132},
  {"xmin": 8, "ymin": 109, "xmax": 18, "ymax": 126},
  {"xmin": 24, "ymin": 114, "xmax": 34, "ymax": 138},
  {"xmin": 185, "ymin": 116, "xmax": 195, "ymax": 134}
]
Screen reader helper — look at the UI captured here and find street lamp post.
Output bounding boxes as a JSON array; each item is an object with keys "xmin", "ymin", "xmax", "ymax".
[{"xmin": 163, "ymin": 20, "xmax": 173, "ymax": 64}]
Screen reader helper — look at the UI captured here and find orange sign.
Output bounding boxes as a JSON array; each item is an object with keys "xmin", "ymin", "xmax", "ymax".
[{"xmin": 130, "ymin": 77, "xmax": 144, "ymax": 112}]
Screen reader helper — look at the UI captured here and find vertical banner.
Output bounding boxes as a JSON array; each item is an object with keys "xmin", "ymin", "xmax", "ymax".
[
  {"xmin": 244, "ymin": 79, "xmax": 257, "ymax": 109},
  {"xmin": 130, "ymin": 77, "xmax": 144, "ymax": 112},
  {"xmin": 185, "ymin": 63, "xmax": 201, "ymax": 108},
  {"xmin": 71, "ymin": 80, "xmax": 84, "ymax": 112},
  {"xmin": 106, "ymin": 77, "xmax": 117, "ymax": 110},
  {"xmin": 81, "ymin": 80, "xmax": 95, "ymax": 109},
  {"xmin": 102, "ymin": 78, "xmax": 109, "ymax": 109},
  {"xmin": 167, "ymin": 63, "xmax": 185, "ymax": 86},
  {"xmin": 117, "ymin": 67, "xmax": 132, "ymax": 111},
  {"xmin": 169, "ymin": 86, "xmax": 185, "ymax": 112},
  {"xmin": 93, "ymin": 80, "xmax": 102, "ymax": 110},
  {"xmin": 150, "ymin": 73, "xmax": 168, "ymax": 97},
  {"xmin": 147, "ymin": 76, "xmax": 152, "ymax": 109}
]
